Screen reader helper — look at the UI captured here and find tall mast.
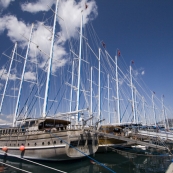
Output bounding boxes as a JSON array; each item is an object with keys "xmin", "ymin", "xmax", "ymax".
[
  {"xmin": 130, "ymin": 65, "xmax": 135, "ymax": 123},
  {"xmin": 0, "ymin": 43, "xmax": 17, "ymax": 114},
  {"xmin": 142, "ymin": 96, "xmax": 147, "ymax": 125},
  {"xmin": 134, "ymin": 87, "xmax": 138, "ymax": 124},
  {"xmin": 90, "ymin": 66, "xmax": 93, "ymax": 125},
  {"xmin": 76, "ymin": 13, "xmax": 83, "ymax": 123},
  {"xmin": 162, "ymin": 95, "xmax": 169, "ymax": 129},
  {"xmin": 152, "ymin": 93, "xmax": 157, "ymax": 126},
  {"xmin": 70, "ymin": 60, "xmax": 74, "ymax": 112},
  {"xmin": 42, "ymin": 0, "xmax": 59, "ymax": 118},
  {"xmin": 107, "ymin": 74, "xmax": 110, "ymax": 124},
  {"xmin": 115, "ymin": 55, "xmax": 120, "ymax": 124},
  {"xmin": 13, "ymin": 24, "xmax": 34, "ymax": 127},
  {"xmin": 98, "ymin": 48, "xmax": 101, "ymax": 121}
]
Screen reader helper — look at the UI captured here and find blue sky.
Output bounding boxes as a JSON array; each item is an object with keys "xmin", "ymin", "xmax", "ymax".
[
  {"xmin": 93, "ymin": 0, "xmax": 173, "ymax": 108},
  {"xmin": 0, "ymin": 0, "xmax": 173, "ymax": 124}
]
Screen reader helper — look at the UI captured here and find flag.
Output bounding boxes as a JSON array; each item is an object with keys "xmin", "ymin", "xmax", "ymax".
[
  {"xmin": 117, "ymin": 50, "xmax": 120, "ymax": 56},
  {"xmin": 102, "ymin": 41, "xmax": 106, "ymax": 48},
  {"xmin": 85, "ymin": 3, "xmax": 88, "ymax": 9}
]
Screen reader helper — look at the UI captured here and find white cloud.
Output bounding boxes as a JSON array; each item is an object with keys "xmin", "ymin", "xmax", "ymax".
[
  {"xmin": 57, "ymin": 0, "xmax": 98, "ymax": 42},
  {"xmin": 0, "ymin": 15, "xmax": 30, "ymax": 47},
  {"xmin": 0, "ymin": 68, "xmax": 17, "ymax": 81},
  {"xmin": 0, "ymin": 0, "xmax": 98, "ymax": 74},
  {"xmin": 21, "ymin": 0, "xmax": 55, "ymax": 13},
  {"xmin": 20, "ymin": 0, "xmax": 97, "ymax": 42},
  {"xmin": 133, "ymin": 68, "xmax": 145, "ymax": 77},
  {"xmin": 0, "ymin": 0, "xmax": 14, "ymax": 9},
  {"xmin": 0, "ymin": 83, "xmax": 3, "ymax": 90},
  {"xmin": 0, "ymin": 118, "xmax": 10, "ymax": 124},
  {"xmin": 11, "ymin": 87, "xmax": 18, "ymax": 91},
  {"xmin": 24, "ymin": 71, "xmax": 36, "ymax": 81},
  {"xmin": 141, "ymin": 70, "xmax": 145, "ymax": 75}
]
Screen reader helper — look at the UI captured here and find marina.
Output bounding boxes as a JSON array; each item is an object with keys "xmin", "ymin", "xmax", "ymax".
[{"xmin": 0, "ymin": 0, "xmax": 173, "ymax": 172}]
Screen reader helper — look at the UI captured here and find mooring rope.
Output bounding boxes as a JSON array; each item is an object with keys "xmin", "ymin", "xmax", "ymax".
[
  {"xmin": 50, "ymin": 132, "xmax": 116, "ymax": 173},
  {"xmin": 0, "ymin": 161, "xmax": 31, "ymax": 173},
  {"xmin": 0, "ymin": 151, "xmax": 66, "ymax": 173}
]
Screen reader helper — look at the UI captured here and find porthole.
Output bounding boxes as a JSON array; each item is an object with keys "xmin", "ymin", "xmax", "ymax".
[
  {"xmin": 35, "ymin": 143, "xmax": 37, "ymax": 146},
  {"xmin": 54, "ymin": 141, "xmax": 56, "ymax": 144},
  {"xmin": 60, "ymin": 140, "xmax": 63, "ymax": 144},
  {"xmin": 18, "ymin": 144, "xmax": 19, "ymax": 146},
  {"xmin": 42, "ymin": 142, "xmax": 44, "ymax": 145},
  {"xmin": 48, "ymin": 142, "xmax": 50, "ymax": 145},
  {"xmin": 28, "ymin": 143, "xmax": 30, "ymax": 146}
]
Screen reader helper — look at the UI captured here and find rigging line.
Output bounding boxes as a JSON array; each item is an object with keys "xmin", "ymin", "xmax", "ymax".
[
  {"xmin": 26, "ymin": 70, "xmax": 48, "ymax": 118},
  {"xmin": 50, "ymin": 132, "xmax": 116, "ymax": 173},
  {"xmin": 49, "ymin": 71, "xmax": 71, "ymax": 116},
  {"xmin": 17, "ymin": 58, "xmax": 49, "ymax": 119},
  {"xmin": 105, "ymin": 50, "xmax": 131, "ymax": 84},
  {"xmin": 0, "ymin": 59, "xmax": 10, "ymax": 82},
  {"xmin": 0, "ymin": 151, "xmax": 66, "ymax": 173},
  {"xmin": 121, "ymin": 101, "xmax": 130, "ymax": 122},
  {"xmin": 18, "ymin": 65, "xmax": 47, "ymax": 118},
  {"xmin": 0, "ymin": 161, "xmax": 31, "ymax": 173},
  {"xmin": 45, "ymin": 61, "xmax": 73, "ymax": 115}
]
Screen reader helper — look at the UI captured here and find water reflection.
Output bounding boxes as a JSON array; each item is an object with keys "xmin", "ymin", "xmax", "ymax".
[{"xmin": 0, "ymin": 150, "xmax": 172, "ymax": 173}]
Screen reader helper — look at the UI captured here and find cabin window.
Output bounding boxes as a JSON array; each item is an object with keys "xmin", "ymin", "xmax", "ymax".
[
  {"xmin": 48, "ymin": 142, "xmax": 50, "ymax": 145},
  {"xmin": 54, "ymin": 141, "xmax": 56, "ymax": 144},
  {"xmin": 95, "ymin": 140, "xmax": 98, "ymax": 146},
  {"xmin": 35, "ymin": 143, "xmax": 37, "ymax": 146},
  {"xmin": 60, "ymin": 140, "xmax": 63, "ymax": 144},
  {"xmin": 87, "ymin": 140, "xmax": 92, "ymax": 145},
  {"xmin": 42, "ymin": 142, "xmax": 44, "ymax": 145},
  {"xmin": 79, "ymin": 140, "xmax": 85, "ymax": 146},
  {"xmin": 28, "ymin": 143, "xmax": 30, "ymax": 146},
  {"xmin": 70, "ymin": 141, "xmax": 78, "ymax": 147}
]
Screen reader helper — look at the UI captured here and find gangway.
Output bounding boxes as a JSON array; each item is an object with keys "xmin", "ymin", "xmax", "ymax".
[
  {"xmin": 137, "ymin": 130, "xmax": 173, "ymax": 141},
  {"xmin": 96, "ymin": 131, "xmax": 167, "ymax": 150}
]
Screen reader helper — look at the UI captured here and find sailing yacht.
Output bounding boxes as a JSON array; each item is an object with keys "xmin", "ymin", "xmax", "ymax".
[{"xmin": 0, "ymin": 0, "xmax": 98, "ymax": 161}]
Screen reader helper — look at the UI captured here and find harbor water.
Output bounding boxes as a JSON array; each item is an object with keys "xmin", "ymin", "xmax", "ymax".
[{"xmin": 0, "ymin": 149, "xmax": 172, "ymax": 173}]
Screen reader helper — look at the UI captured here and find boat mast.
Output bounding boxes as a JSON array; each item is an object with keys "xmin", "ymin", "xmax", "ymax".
[
  {"xmin": 90, "ymin": 66, "xmax": 93, "ymax": 125},
  {"xmin": 76, "ymin": 13, "xmax": 83, "ymax": 123},
  {"xmin": 152, "ymin": 92, "xmax": 157, "ymax": 126},
  {"xmin": 115, "ymin": 54, "xmax": 120, "ymax": 124},
  {"xmin": 70, "ymin": 60, "xmax": 74, "ymax": 112},
  {"xmin": 142, "ymin": 96, "xmax": 147, "ymax": 125},
  {"xmin": 130, "ymin": 65, "xmax": 135, "ymax": 123},
  {"xmin": 42, "ymin": 0, "xmax": 59, "ymax": 118},
  {"xmin": 162, "ymin": 95, "xmax": 169, "ymax": 129},
  {"xmin": 0, "ymin": 43, "xmax": 17, "ymax": 114},
  {"xmin": 98, "ymin": 48, "xmax": 101, "ymax": 121},
  {"xmin": 107, "ymin": 74, "xmax": 110, "ymax": 124},
  {"xmin": 13, "ymin": 24, "xmax": 34, "ymax": 127},
  {"xmin": 134, "ymin": 87, "xmax": 138, "ymax": 124}
]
